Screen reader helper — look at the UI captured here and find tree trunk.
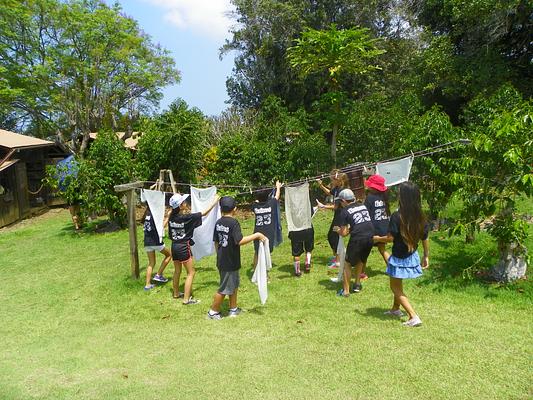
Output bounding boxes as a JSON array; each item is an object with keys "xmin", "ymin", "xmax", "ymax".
[{"xmin": 490, "ymin": 242, "xmax": 528, "ymax": 282}]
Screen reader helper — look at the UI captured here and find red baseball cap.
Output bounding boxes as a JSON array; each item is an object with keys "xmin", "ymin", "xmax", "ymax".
[{"xmin": 364, "ymin": 174, "xmax": 387, "ymax": 192}]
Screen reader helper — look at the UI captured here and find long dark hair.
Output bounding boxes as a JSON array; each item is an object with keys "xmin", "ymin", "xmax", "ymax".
[{"xmin": 398, "ymin": 182, "xmax": 426, "ymax": 252}]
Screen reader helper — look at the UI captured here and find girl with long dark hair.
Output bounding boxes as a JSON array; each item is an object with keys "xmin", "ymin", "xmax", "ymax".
[{"xmin": 374, "ymin": 181, "xmax": 429, "ymax": 327}]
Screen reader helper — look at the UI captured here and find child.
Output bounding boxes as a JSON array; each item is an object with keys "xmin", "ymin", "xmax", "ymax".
[
  {"xmin": 165, "ymin": 193, "xmax": 218, "ymax": 305},
  {"xmin": 288, "ymin": 227, "xmax": 314, "ymax": 277},
  {"xmin": 317, "ymin": 169, "xmax": 349, "ymax": 268},
  {"xmin": 207, "ymin": 196, "xmax": 266, "ymax": 320},
  {"xmin": 364, "ymin": 174, "xmax": 391, "ymax": 269},
  {"xmin": 142, "ymin": 206, "xmax": 172, "ymax": 291},
  {"xmin": 374, "ymin": 181, "xmax": 429, "ymax": 327},
  {"xmin": 334, "ymin": 189, "xmax": 374, "ymax": 296},
  {"xmin": 252, "ymin": 180, "xmax": 282, "ymax": 269}
]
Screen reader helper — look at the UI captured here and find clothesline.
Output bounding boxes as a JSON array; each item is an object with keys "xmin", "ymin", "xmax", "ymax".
[{"xmin": 139, "ymin": 139, "xmax": 470, "ymax": 198}]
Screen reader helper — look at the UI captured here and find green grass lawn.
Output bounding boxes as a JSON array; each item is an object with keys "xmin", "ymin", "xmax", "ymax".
[{"xmin": 0, "ymin": 208, "xmax": 531, "ymax": 400}]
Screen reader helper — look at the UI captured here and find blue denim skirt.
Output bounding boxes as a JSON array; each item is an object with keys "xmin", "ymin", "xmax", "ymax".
[{"xmin": 386, "ymin": 251, "xmax": 423, "ymax": 279}]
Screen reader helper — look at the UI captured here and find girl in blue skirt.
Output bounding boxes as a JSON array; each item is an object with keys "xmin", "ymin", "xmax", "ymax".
[{"xmin": 374, "ymin": 181, "xmax": 429, "ymax": 327}]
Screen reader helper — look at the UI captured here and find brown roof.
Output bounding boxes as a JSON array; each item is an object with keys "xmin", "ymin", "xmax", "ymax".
[
  {"xmin": 0, "ymin": 158, "xmax": 19, "ymax": 172},
  {"xmin": 0, "ymin": 129, "xmax": 55, "ymax": 150}
]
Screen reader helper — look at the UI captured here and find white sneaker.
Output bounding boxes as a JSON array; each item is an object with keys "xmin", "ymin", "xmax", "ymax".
[
  {"xmin": 207, "ymin": 311, "xmax": 222, "ymax": 320},
  {"xmin": 402, "ymin": 316, "xmax": 422, "ymax": 327},
  {"xmin": 228, "ymin": 307, "xmax": 242, "ymax": 317},
  {"xmin": 384, "ymin": 309, "xmax": 404, "ymax": 317}
]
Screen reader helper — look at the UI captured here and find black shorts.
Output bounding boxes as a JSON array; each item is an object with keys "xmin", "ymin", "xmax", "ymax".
[
  {"xmin": 288, "ymin": 227, "xmax": 314, "ymax": 257},
  {"xmin": 345, "ymin": 236, "xmax": 373, "ymax": 265},
  {"xmin": 171, "ymin": 241, "xmax": 192, "ymax": 262}
]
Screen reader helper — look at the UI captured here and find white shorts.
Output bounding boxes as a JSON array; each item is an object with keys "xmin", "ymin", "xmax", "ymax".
[{"xmin": 144, "ymin": 245, "xmax": 165, "ymax": 252}]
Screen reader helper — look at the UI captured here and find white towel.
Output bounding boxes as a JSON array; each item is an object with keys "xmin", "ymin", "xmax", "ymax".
[
  {"xmin": 252, "ymin": 239, "xmax": 271, "ymax": 305},
  {"xmin": 330, "ymin": 234, "xmax": 345, "ymax": 283},
  {"xmin": 285, "ymin": 183, "xmax": 312, "ymax": 232},
  {"xmin": 376, "ymin": 156, "xmax": 414, "ymax": 187},
  {"xmin": 190, "ymin": 186, "xmax": 221, "ymax": 260},
  {"xmin": 141, "ymin": 189, "xmax": 165, "ymax": 242}
]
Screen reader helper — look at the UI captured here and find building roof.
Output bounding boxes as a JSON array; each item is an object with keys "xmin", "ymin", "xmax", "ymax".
[
  {"xmin": 0, "ymin": 158, "xmax": 19, "ymax": 173},
  {"xmin": 0, "ymin": 129, "xmax": 55, "ymax": 150},
  {"xmin": 89, "ymin": 131, "xmax": 141, "ymax": 149}
]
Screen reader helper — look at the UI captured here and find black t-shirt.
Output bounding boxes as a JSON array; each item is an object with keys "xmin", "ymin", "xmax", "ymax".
[
  {"xmin": 168, "ymin": 212, "xmax": 202, "ymax": 243},
  {"xmin": 330, "ymin": 187, "xmax": 343, "ymax": 225},
  {"xmin": 388, "ymin": 211, "xmax": 429, "ymax": 259},
  {"xmin": 364, "ymin": 192, "xmax": 389, "ymax": 236},
  {"xmin": 252, "ymin": 197, "xmax": 277, "ymax": 241},
  {"xmin": 213, "ymin": 216, "xmax": 244, "ymax": 271},
  {"xmin": 143, "ymin": 211, "xmax": 163, "ymax": 247},
  {"xmin": 339, "ymin": 202, "xmax": 374, "ymax": 240}
]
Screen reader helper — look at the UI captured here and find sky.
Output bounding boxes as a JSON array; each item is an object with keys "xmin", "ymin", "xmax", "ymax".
[{"xmin": 114, "ymin": 0, "xmax": 237, "ymax": 117}]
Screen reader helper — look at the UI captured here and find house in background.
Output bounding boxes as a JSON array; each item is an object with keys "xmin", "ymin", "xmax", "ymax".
[{"xmin": 0, "ymin": 129, "xmax": 69, "ymax": 228}]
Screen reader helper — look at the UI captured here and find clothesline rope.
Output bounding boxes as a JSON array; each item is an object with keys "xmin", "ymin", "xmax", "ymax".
[{"xmin": 138, "ymin": 139, "xmax": 469, "ymax": 198}]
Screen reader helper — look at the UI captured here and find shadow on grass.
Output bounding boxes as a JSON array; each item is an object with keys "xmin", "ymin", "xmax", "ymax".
[
  {"xmin": 354, "ymin": 307, "xmax": 396, "ymax": 321},
  {"xmin": 317, "ymin": 278, "xmax": 340, "ymax": 293}
]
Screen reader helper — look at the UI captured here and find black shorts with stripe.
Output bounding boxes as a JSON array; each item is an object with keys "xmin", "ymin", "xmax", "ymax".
[{"xmin": 171, "ymin": 241, "xmax": 193, "ymax": 262}]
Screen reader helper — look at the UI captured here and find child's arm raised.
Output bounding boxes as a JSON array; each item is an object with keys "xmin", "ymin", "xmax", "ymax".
[
  {"xmin": 274, "ymin": 180, "xmax": 282, "ymax": 200},
  {"xmin": 201, "ymin": 196, "xmax": 220, "ymax": 217},
  {"xmin": 239, "ymin": 232, "xmax": 266, "ymax": 246},
  {"xmin": 163, "ymin": 208, "xmax": 171, "ymax": 228},
  {"xmin": 316, "ymin": 179, "xmax": 331, "ymax": 196}
]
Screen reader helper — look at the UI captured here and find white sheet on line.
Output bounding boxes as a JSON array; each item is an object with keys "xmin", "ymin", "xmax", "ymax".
[
  {"xmin": 376, "ymin": 156, "xmax": 414, "ymax": 187},
  {"xmin": 190, "ymin": 186, "xmax": 221, "ymax": 261},
  {"xmin": 330, "ymin": 234, "xmax": 346, "ymax": 283},
  {"xmin": 285, "ymin": 182, "xmax": 312, "ymax": 232},
  {"xmin": 141, "ymin": 189, "xmax": 165, "ymax": 243},
  {"xmin": 251, "ymin": 239, "xmax": 271, "ymax": 305}
]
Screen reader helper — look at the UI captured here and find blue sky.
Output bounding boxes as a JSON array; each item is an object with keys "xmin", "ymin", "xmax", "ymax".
[{"xmin": 114, "ymin": 0, "xmax": 236, "ymax": 116}]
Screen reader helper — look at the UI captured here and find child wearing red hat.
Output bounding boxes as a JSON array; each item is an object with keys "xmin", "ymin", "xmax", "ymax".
[{"xmin": 364, "ymin": 174, "xmax": 391, "ymax": 269}]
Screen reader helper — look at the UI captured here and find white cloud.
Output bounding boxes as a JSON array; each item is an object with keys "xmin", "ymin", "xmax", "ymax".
[{"xmin": 145, "ymin": 0, "xmax": 235, "ymax": 41}]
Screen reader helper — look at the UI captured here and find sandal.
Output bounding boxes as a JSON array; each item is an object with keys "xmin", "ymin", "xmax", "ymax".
[
  {"xmin": 183, "ymin": 297, "xmax": 200, "ymax": 305},
  {"xmin": 173, "ymin": 292, "xmax": 184, "ymax": 299}
]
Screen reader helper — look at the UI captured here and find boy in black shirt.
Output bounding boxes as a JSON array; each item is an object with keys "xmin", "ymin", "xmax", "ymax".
[
  {"xmin": 207, "ymin": 196, "xmax": 266, "ymax": 320},
  {"xmin": 334, "ymin": 189, "xmax": 374, "ymax": 296},
  {"xmin": 252, "ymin": 180, "xmax": 282, "ymax": 269}
]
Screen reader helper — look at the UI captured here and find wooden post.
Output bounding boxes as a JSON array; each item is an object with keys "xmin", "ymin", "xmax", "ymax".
[
  {"xmin": 126, "ymin": 189, "xmax": 139, "ymax": 279},
  {"xmin": 115, "ymin": 181, "xmax": 144, "ymax": 279},
  {"xmin": 167, "ymin": 169, "xmax": 177, "ymax": 194}
]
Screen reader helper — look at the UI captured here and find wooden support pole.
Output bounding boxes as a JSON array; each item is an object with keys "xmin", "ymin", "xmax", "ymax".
[
  {"xmin": 168, "ymin": 169, "xmax": 177, "ymax": 194},
  {"xmin": 126, "ymin": 189, "xmax": 139, "ymax": 279}
]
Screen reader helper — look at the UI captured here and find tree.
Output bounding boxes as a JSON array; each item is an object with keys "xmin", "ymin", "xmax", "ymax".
[
  {"xmin": 135, "ymin": 99, "xmax": 209, "ymax": 183},
  {"xmin": 287, "ymin": 24, "xmax": 385, "ymax": 165},
  {"xmin": 411, "ymin": 0, "xmax": 533, "ymax": 121},
  {"xmin": 451, "ymin": 85, "xmax": 532, "ymax": 281},
  {"xmin": 0, "ymin": 0, "xmax": 180, "ymax": 154},
  {"xmin": 223, "ymin": 0, "xmax": 417, "ymax": 110}
]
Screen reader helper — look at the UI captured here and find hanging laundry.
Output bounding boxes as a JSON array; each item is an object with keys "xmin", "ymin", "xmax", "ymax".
[
  {"xmin": 141, "ymin": 189, "xmax": 166, "ymax": 242},
  {"xmin": 376, "ymin": 156, "xmax": 414, "ymax": 187},
  {"xmin": 270, "ymin": 188, "xmax": 283, "ymax": 247},
  {"xmin": 190, "ymin": 186, "xmax": 221, "ymax": 261},
  {"xmin": 251, "ymin": 239, "xmax": 272, "ymax": 305},
  {"xmin": 285, "ymin": 182, "xmax": 312, "ymax": 232},
  {"xmin": 330, "ymin": 234, "xmax": 346, "ymax": 283}
]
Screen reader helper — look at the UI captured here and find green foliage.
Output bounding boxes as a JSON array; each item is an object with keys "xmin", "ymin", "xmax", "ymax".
[
  {"xmin": 287, "ymin": 24, "xmax": 385, "ymax": 84},
  {"xmin": 451, "ymin": 85, "xmax": 532, "ymax": 250},
  {"xmin": 204, "ymin": 96, "xmax": 330, "ymax": 186},
  {"xmin": 339, "ymin": 91, "xmax": 424, "ymax": 164},
  {"xmin": 0, "ymin": 0, "xmax": 179, "ymax": 149},
  {"xmin": 135, "ymin": 99, "xmax": 209, "ymax": 183},
  {"xmin": 287, "ymin": 24, "xmax": 385, "ymax": 163},
  {"xmin": 78, "ymin": 130, "xmax": 133, "ymax": 226}
]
